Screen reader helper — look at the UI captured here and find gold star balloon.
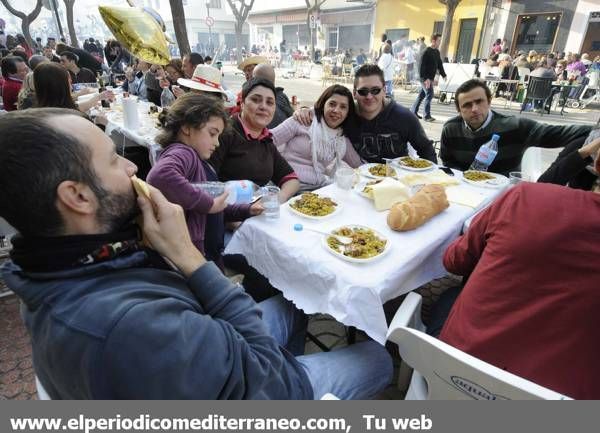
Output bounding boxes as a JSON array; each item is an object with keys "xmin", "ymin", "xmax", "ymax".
[{"xmin": 98, "ymin": 5, "xmax": 171, "ymax": 65}]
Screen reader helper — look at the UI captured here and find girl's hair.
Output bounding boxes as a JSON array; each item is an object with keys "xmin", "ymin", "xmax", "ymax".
[
  {"xmin": 33, "ymin": 62, "xmax": 77, "ymax": 110},
  {"xmin": 313, "ymin": 84, "xmax": 356, "ymax": 136},
  {"xmin": 155, "ymin": 93, "xmax": 229, "ymax": 148}
]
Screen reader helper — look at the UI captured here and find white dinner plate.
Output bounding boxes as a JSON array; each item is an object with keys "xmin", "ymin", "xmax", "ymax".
[
  {"xmin": 352, "ymin": 179, "xmax": 383, "ymax": 199},
  {"xmin": 287, "ymin": 194, "xmax": 342, "ymax": 220},
  {"xmin": 462, "ymin": 171, "xmax": 509, "ymax": 188},
  {"xmin": 322, "ymin": 225, "xmax": 391, "ymax": 264},
  {"xmin": 392, "ymin": 157, "xmax": 437, "ymax": 172},
  {"xmin": 358, "ymin": 163, "xmax": 397, "ymax": 180}
]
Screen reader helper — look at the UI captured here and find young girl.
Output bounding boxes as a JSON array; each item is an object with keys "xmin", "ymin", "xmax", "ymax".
[{"xmin": 147, "ymin": 94, "xmax": 263, "ymax": 268}]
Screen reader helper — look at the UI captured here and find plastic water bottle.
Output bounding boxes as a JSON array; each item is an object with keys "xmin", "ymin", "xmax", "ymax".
[
  {"xmin": 160, "ymin": 87, "xmax": 176, "ymax": 108},
  {"xmin": 469, "ymin": 134, "xmax": 500, "ymax": 172},
  {"xmin": 191, "ymin": 180, "xmax": 258, "ymax": 205}
]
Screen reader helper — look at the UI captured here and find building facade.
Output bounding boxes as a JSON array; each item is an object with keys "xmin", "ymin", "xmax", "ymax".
[
  {"xmin": 373, "ymin": 0, "xmax": 487, "ymax": 63},
  {"xmin": 482, "ymin": 0, "xmax": 599, "ymax": 58},
  {"xmin": 248, "ymin": 0, "xmax": 375, "ymax": 54}
]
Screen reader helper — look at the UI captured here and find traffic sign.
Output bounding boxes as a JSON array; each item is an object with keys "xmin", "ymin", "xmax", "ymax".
[{"xmin": 206, "ymin": 16, "xmax": 214, "ymax": 27}]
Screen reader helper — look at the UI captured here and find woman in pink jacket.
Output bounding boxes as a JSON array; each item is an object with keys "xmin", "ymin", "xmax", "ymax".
[{"xmin": 271, "ymin": 84, "xmax": 362, "ymax": 191}]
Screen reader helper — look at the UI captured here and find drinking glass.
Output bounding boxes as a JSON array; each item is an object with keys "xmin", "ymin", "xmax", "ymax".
[
  {"xmin": 260, "ymin": 186, "xmax": 281, "ymax": 218},
  {"xmin": 509, "ymin": 171, "xmax": 529, "ymax": 185},
  {"xmin": 335, "ymin": 167, "xmax": 355, "ymax": 190}
]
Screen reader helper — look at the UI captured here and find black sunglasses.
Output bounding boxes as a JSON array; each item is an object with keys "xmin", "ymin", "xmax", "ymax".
[{"xmin": 356, "ymin": 87, "xmax": 383, "ymax": 96}]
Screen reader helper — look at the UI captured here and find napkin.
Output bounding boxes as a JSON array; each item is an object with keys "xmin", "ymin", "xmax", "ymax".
[
  {"xmin": 399, "ymin": 169, "xmax": 461, "ymax": 187},
  {"xmin": 445, "ymin": 186, "xmax": 487, "ymax": 208}
]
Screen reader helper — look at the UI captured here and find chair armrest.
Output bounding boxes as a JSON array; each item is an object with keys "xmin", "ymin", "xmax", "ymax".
[{"xmin": 387, "ymin": 292, "xmax": 426, "ymax": 345}]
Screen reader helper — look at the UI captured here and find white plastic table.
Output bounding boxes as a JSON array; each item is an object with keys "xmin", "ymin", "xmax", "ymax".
[{"xmin": 225, "ymin": 172, "xmax": 507, "ymax": 344}]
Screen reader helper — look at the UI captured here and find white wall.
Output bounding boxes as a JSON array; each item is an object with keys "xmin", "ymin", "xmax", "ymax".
[{"xmin": 564, "ymin": 0, "xmax": 598, "ymax": 54}]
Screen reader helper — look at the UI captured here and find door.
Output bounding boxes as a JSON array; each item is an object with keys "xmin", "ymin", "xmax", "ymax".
[{"xmin": 455, "ymin": 18, "xmax": 477, "ymax": 63}]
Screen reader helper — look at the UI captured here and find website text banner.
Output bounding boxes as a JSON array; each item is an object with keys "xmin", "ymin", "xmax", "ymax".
[{"xmin": 0, "ymin": 401, "xmax": 594, "ymax": 433}]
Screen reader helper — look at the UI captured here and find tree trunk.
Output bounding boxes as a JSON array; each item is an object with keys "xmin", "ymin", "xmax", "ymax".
[
  {"xmin": 63, "ymin": 0, "xmax": 78, "ymax": 48},
  {"xmin": 169, "ymin": 0, "xmax": 190, "ymax": 57},
  {"xmin": 0, "ymin": 0, "xmax": 43, "ymax": 48},
  {"xmin": 20, "ymin": 18, "xmax": 33, "ymax": 46},
  {"xmin": 306, "ymin": 12, "xmax": 313, "ymax": 61},
  {"xmin": 438, "ymin": 0, "xmax": 460, "ymax": 60},
  {"xmin": 235, "ymin": 22, "xmax": 243, "ymax": 64}
]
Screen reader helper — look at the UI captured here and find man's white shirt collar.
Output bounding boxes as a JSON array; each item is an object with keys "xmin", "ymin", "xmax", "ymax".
[{"xmin": 464, "ymin": 110, "xmax": 493, "ymax": 132}]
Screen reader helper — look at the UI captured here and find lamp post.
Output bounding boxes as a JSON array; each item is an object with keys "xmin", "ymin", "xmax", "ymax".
[{"xmin": 206, "ymin": 1, "xmax": 212, "ymax": 56}]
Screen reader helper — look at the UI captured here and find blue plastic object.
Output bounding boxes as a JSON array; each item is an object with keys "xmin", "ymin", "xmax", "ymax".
[{"xmin": 293, "ymin": 223, "xmax": 303, "ymax": 231}]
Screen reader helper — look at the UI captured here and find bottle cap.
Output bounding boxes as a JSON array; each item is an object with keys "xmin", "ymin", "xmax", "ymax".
[{"xmin": 492, "ymin": 134, "xmax": 500, "ymax": 141}]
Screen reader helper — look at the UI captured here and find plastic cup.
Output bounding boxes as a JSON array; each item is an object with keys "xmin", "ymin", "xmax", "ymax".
[
  {"xmin": 260, "ymin": 186, "xmax": 280, "ymax": 218},
  {"xmin": 335, "ymin": 167, "xmax": 355, "ymax": 190}
]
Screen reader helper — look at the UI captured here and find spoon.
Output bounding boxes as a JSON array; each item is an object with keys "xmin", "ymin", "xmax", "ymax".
[{"xmin": 293, "ymin": 223, "xmax": 353, "ymax": 245}]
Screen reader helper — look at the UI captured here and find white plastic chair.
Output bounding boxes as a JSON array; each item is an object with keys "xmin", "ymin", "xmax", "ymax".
[
  {"xmin": 386, "ymin": 292, "xmax": 572, "ymax": 400},
  {"xmin": 518, "ymin": 67, "xmax": 531, "ymax": 84},
  {"xmin": 35, "ymin": 375, "xmax": 52, "ymax": 400}
]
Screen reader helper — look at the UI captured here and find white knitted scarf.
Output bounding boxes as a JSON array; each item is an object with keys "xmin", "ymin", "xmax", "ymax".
[{"xmin": 309, "ymin": 117, "xmax": 346, "ymax": 186}]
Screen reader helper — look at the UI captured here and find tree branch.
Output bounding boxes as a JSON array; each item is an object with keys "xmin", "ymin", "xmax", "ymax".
[{"xmin": 0, "ymin": 0, "xmax": 26, "ymax": 19}]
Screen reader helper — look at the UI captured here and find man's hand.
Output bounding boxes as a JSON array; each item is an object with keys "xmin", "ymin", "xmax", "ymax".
[
  {"xmin": 424, "ymin": 79, "xmax": 432, "ymax": 89},
  {"xmin": 578, "ymin": 138, "xmax": 600, "ymax": 159},
  {"xmin": 292, "ymin": 107, "xmax": 313, "ymax": 126},
  {"xmin": 208, "ymin": 191, "xmax": 229, "ymax": 214},
  {"xmin": 249, "ymin": 200, "xmax": 264, "ymax": 216},
  {"xmin": 172, "ymin": 85, "xmax": 184, "ymax": 98},
  {"xmin": 137, "ymin": 184, "xmax": 206, "ymax": 277}
]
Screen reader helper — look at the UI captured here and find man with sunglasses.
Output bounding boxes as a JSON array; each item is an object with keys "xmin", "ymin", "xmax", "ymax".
[{"xmin": 294, "ymin": 64, "xmax": 437, "ymax": 163}]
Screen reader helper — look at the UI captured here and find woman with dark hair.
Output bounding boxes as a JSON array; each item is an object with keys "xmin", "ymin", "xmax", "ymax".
[
  {"xmin": 147, "ymin": 93, "xmax": 263, "ymax": 267},
  {"xmin": 165, "ymin": 59, "xmax": 184, "ymax": 83},
  {"xmin": 33, "ymin": 62, "xmax": 112, "ymax": 114},
  {"xmin": 271, "ymin": 84, "xmax": 362, "ymax": 191},
  {"xmin": 209, "ymin": 77, "xmax": 300, "ymax": 201}
]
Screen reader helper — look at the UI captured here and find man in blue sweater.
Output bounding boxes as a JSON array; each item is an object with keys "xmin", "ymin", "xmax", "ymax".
[{"xmin": 0, "ymin": 108, "xmax": 392, "ymax": 399}]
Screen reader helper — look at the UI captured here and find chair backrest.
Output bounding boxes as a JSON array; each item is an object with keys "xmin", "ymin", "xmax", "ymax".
[
  {"xmin": 438, "ymin": 63, "xmax": 477, "ymax": 93},
  {"xmin": 518, "ymin": 67, "xmax": 530, "ymax": 83},
  {"xmin": 526, "ymin": 76, "xmax": 554, "ymax": 99},
  {"xmin": 587, "ymin": 70, "xmax": 599, "ymax": 89},
  {"xmin": 387, "ymin": 326, "xmax": 571, "ymax": 400}
]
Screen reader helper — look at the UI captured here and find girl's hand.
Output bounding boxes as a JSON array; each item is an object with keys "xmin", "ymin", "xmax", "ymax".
[
  {"xmin": 249, "ymin": 200, "xmax": 264, "ymax": 216},
  {"xmin": 208, "ymin": 191, "xmax": 229, "ymax": 214}
]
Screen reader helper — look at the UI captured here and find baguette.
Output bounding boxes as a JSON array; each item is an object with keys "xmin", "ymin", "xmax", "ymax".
[{"xmin": 387, "ymin": 184, "xmax": 449, "ymax": 231}]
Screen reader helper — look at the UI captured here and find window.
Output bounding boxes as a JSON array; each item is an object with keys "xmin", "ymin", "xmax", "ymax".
[
  {"xmin": 433, "ymin": 21, "xmax": 444, "ymax": 36},
  {"xmin": 513, "ymin": 13, "xmax": 561, "ymax": 54},
  {"xmin": 385, "ymin": 28, "xmax": 409, "ymax": 44},
  {"xmin": 207, "ymin": 0, "xmax": 221, "ymax": 8}
]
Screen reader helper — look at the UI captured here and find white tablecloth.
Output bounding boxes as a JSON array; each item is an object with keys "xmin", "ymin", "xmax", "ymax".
[
  {"xmin": 104, "ymin": 100, "xmax": 162, "ymax": 165},
  {"xmin": 225, "ymin": 172, "xmax": 506, "ymax": 344}
]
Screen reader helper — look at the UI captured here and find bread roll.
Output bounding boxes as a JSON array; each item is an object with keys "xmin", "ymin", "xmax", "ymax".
[{"xmin": 387, "ymin": 184, "xmax": 449, "ymax": 231}]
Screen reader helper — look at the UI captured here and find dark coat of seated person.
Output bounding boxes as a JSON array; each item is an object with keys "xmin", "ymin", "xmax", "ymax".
[
  {"xmin": 537, "ymin": 128, "xmax": 599, "ymax": 191},
  {"xmin": 0, "ymin": 108, "xmax": 393, "ymax": 399},
  {"xmin": 440, "ymin": 79, "xmax": 592, "ymax": 175}
]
